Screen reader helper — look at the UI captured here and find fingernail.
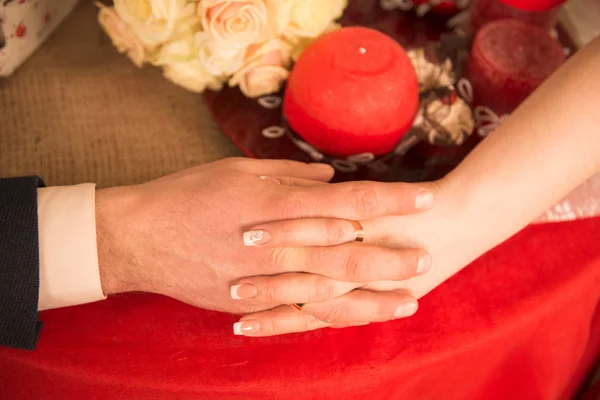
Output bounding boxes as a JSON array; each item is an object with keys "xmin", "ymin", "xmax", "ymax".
[
  {"xmin": 233, "ymin": 320, "xmax": 260, "ymax": 335},
  {"xmin": 259, "ymin": 176, "xmax": 281, "ymax": 184},
  {"xmin": 393, "ymin": 301, "xmax": 419, "ymax": 319},
  {"xmin": 350, "ymin": 322, "xmax": 370, "ymax": 327},
  {"xmin": 309, "ymin": 163, "xmax": 332, "ymax": 170},
  {"xmin": 415, "ymin": 190, "xmax": 434, "ymax": 209},
  {"xmin": 243, "ymin": 230, "xmax": 271, "ymax": 246},
  {"xmin": 230, "ymin": 283, "xmax": 258, "ymax": 300},
  {"xmin": 417, "ymin": 254, "xmax": 432, "ymax": 275}
]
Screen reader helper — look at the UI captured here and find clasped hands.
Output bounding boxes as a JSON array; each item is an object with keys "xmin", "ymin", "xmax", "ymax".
[{"xmin": 96, "ymin": 158, "xmax": 452, "ymax": 337}]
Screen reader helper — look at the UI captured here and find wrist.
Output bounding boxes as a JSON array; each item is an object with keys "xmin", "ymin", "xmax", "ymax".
[{"xmin": 95, "ymin": 186, "xmax": 139, "ymax": 296}]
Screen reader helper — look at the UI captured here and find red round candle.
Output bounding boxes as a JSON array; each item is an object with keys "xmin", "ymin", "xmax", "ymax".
[
  {"xmin": 283, "ymin": 27, "xmax": 419, "ymax": 158},
  {"xmin": 466, "ymin": 19, "xmax": 565, "ymax": 116},
  {"xmin": 470, "ymin": 0, "xmax": 566, "ymax": 31}
]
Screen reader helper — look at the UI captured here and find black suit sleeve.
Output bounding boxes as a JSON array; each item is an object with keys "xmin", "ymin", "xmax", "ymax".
[{"xmin": 0, "ymin": 176, "xmax": 45, "ymax": 350}]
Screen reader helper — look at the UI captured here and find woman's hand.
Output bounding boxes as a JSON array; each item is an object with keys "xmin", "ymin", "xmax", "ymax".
[{"xmin": 230, "ymin": 178, "xmax": 467, "ymax": 337}]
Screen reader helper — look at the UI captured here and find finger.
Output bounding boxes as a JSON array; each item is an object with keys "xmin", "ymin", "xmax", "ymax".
[
  {"xmin": 232, "ymin": 305, "xmax": 329, "ymax": 337},
  {"xmin": 232, "ymin": 289, "xmax": 418, "ymax": 337},
  {"xmin": 273, "ymin": 243, "xmax": 432, "ymax": 282},
  {"xmin": 231, "ymin": 159, "xmax": 335, "ymax": 182},
  {"xmin": 230, "ymin": 273, "xmax": 359, "ymax": 304},
  {"xmin": 276, "ymin": 181, "xmax": 437, "ymax": 221},
  {"xmin": 242, "ymin": 218, "xmax": 358, "ymax": 247},
  {"xmin": 304, "ymin": 289, "xmax": 418, "ymax": 326},
  {"xmin": 259, "ymin": 176, "xmax": 328, "ymax": 187}
]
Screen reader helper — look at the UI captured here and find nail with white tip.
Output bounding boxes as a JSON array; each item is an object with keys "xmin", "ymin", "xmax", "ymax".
[
  {"xmin": 230, "ymin": 283, "xmax": 258, "ymax": 300},
  {"xmin": 233, "ymin": 320, "xmax": 260, "ymax": 335}
]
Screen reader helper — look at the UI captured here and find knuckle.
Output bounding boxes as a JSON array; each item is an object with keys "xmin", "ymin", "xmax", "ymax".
[
  {"xmin": 260, "ymin": 318, "xmax": 281, "ymax": 335},
  {"xmin": 343, "ymin": 252, "xmax": 366, "ymax": 281},
  {"xmin": 320, "ymin": 303, "xmax": 350, "ymax": 324},
  {"xmin": 347, "ymin": 183, "xmax": 380, "ymax": 216},
  {"xmin": 323, "ymin": 220, "xmax": 347, "ymax": 245},
  {"xmin": 279, "ymin": 222, "xmax": 297, "ymax": 243},
  {"xmin": 263, "ymin": 281, "xmax": 280, "ymax": 303},
  {"xmin": 277, "ymin": 195, "xmax": 304, "ymax": 219},
  {"xmin": 302, "ymin": 314, "xmax": 323, "ymax": 331},
  {"xmin": 269, "ymin": 247, "xmax": 290, "ymax": 269},
  {"xmin": 307, "ymin": 278, "xmax": 335, "ymax": 302}
]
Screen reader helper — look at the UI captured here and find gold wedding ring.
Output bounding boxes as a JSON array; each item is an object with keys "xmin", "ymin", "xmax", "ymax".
[{"xmin": 349, "ymin": 220, "xmax": 365, "ymax": 242}]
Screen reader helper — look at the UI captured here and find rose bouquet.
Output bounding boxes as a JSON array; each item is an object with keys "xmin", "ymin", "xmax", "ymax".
[{"xmin": 97, "ymin": 0, "xmax": 347, "ymax": 98}]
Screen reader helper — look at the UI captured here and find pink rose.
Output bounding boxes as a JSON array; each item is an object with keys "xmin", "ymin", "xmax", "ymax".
[
  {"xmin": 229, "ymin": 38, "xmax": 292, "ymax": 98},
  {"xmin": 199, "ymin": 0, "xmax": 277, "ymax": 55}
]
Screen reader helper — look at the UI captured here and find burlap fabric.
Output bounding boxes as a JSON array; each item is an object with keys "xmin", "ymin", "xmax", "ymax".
[{"xmin": 0, "ymin": 1, "xmax": 241, "ymax": 188}]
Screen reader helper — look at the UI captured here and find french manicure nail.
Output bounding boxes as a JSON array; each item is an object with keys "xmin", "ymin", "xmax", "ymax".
[
  {"xmin": 233, "ymin": 320, "xmax": 261, "ymax": 335},
  {"xmin": 415, "ymin": 190, "xmax": 434, "ymax": 209},
  {"xmin": 259, "ymin": 176, "xmax": 281, "ymax": 184},
  {"xmin": 230, "ymin": 283, "xmax": 258, "ymax": 300},
  {"xmin": 393, "ymin": 301, "xmax": 419, "ymax": 319},
  {"xmin": 417, "ymin": 254, "xmax": 432, "ymax": 275},
  {"xmin": 243, "ymin": 230, "xmax": 271, "ymax": 246},
  {"xmin": 350, "ymin": 322, "xmax": 370, "ymax": 327}
]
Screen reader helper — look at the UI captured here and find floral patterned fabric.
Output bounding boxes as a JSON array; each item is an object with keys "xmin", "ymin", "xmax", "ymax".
[{"xmin": 0, "ymin": 0, "xmax": 79, "ymax": 76}]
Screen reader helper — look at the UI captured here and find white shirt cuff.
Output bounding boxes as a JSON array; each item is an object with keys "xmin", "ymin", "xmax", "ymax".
[{"xmin": 37, "ymin": 184, "xmax": 106, "ymax": 311}]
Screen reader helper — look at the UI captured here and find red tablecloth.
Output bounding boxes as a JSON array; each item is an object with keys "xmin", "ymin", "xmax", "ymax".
[{"xmin": 1, "ymin": 217, "xmax": 599, "ymax": 400}]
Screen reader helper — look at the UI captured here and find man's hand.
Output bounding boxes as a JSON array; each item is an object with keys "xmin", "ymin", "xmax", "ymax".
[{"xmin": 94, "ymin": 158, "xmax": 436, "ymax": 318}]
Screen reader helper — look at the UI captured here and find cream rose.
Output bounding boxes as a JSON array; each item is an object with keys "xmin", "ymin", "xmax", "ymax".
[
  {"xmin": 163, "ymin": 59, "xmax": 224, "ymax": 93},
  {"xmin": 97, "ymin": 4, "xmax": 146, "ymax": 67},
  {"xmin": 150, "ymin": 33, "xmax": 197, "ymax": 66},
  {"xmin": 229, "ymin": 38, "xmax": 291, "ymax": 98},
  {"xmin": 198, "ymin": 0, "xmax": 278, "ymax": 54},
  {"xmin": 195, "ymin": 31, "xmax": 246, "ymax": 76},
  {"xmin": 113, "ymin": 0, "xmax": 200, "ymax": 48},
  {"xmin": 283, "ymin": 0, "xmax": 347, "ymax": 38}
]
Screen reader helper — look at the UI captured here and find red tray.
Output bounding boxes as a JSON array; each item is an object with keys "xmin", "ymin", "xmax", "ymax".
[{"xmin": 204, "ymin": 0, "xmax": 575, "ymax": 183}]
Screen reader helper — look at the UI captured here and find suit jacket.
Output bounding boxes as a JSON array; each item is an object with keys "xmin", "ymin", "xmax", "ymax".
[{"xmin": 0, "ymin": 176, "xmax": 44, "ymax": 350}]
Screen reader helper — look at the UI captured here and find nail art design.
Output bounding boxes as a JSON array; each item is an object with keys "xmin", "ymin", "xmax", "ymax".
[{"xmin": 243, "ymin": 230, "xmax": 269, "ymax": 246}]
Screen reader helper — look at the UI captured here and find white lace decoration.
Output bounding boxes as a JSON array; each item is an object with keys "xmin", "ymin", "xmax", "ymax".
[
  {"xmin": 347, "ymin": 153, "xmax": 376, "ymax": 164},
  {"xmin": 457, "ymin": 78, "xmax": 473, "ymax": 104},
  {"xmin": 473, "ymin": 106, "xmax": 509, "ymax": 137},
  {"xmin": 261, "ymin": 126, "xmax": 286, "ymax": 139},
  {"xmin": 536, "ymin": 174, "xmax": 600, "ymax": 223},
  {"xmin": 257, "ymin": 95, "xmax": 282, "ymax": 110},
  {"xmin": 380, "ymin": 0, "xmax": 414, "ymax": 12}
]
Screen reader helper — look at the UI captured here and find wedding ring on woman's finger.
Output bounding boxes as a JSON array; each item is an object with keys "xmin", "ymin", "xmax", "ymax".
[
  {"xmin": 348, "ymin": 220, "xmax": 365, "ymax": 242},
  {"xmin": 243, "ymin": 218, "xmax": 368, "ymax": 248}
]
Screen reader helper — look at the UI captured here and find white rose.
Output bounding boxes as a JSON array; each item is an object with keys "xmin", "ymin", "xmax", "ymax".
[
  {"xmin": 163, "ymin": 59, "xmax": 224, "ymax": 93},
  {"xmin": 96, "ymin": 3, "xmax": 146, "ymax": 67},
  {"xmin": 150, "ymin": 33, "xmax": 197, "ymax": 66},
  {"xmin": 229, "ymin": 38, "xmax": 291, "ymax": 98},
  {"xmin": 114, "ymin": 0, "xmax": 200, "ymax": 48},
  {"xmin": 150, "ymin": 0, "xmax": 198, "ymax": 30},
  {"xmin": 283, "ymin": 0, "xmax": 347, "ymax": 38},
  {"xmin": 198, "ymin": 0, "xmax": 278, "ymax": 53},
  {"xmin": 196, "ymin": 31, "xmax": 246, "ymax": 76}
]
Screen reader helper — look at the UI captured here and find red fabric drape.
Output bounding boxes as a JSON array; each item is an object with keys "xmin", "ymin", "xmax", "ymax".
[{"xmin": 1, "ymin": 217, "xmax": 599, "ymax": 400}]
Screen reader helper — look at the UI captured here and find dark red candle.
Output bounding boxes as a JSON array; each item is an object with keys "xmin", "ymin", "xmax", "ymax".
[
  {"xmin": 283, "ymin": 27, "xmax": 419, "ymax": 158},
  {"xmin": 466, "ymin": 19, "xmax": 565, "ymax": 116},
  {"xmin": 470, "ymin": 0, "xmax": 566, "ymax": 31}
]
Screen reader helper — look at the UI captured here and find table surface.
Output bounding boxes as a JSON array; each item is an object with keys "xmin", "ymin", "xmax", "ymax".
[{"xmin": 0, "ymin": 1, "xmax": 241, "ymax": 188}]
